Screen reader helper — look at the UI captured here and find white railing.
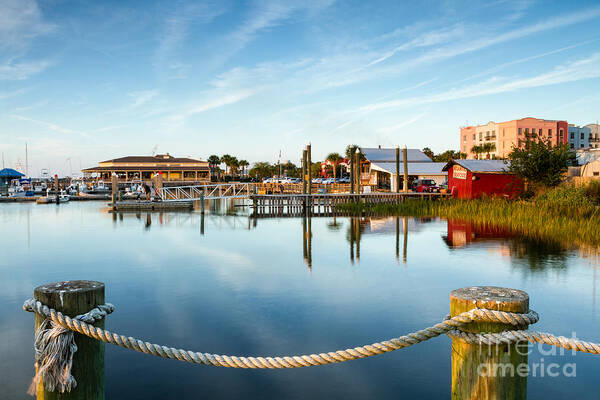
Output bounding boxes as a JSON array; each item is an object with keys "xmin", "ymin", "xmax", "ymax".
[{"xmin": 157, "ymin": 183, "xmax": 255, "ymax": 201}]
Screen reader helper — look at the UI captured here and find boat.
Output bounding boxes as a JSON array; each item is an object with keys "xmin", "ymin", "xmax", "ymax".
[
  {"xmin": 90, "ymin": 180, "xmax": 110, "ymax": 194},
  {"xmin": 8, "ymin": 179, "xmax": 35, "ymax": 197},
  {"xmin": 36, "ymin": 190, "xmax": 70, "ymax": 204}
]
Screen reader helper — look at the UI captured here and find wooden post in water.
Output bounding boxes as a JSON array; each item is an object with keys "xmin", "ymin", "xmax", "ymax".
[
  {"xmin": 302, "ymin": 149, "xmax": 307, "ymax": 195},
  {"xmin": 354, "ymin": 148, "xmax": 361, "ymax": 195},
  {"xmin": 54, "ymin": 175, "xmax": 59, "ymax": 204},
  {"xmin": 395, "ymin": 146, "xmax": 400, "ymax": 193},
  {"xmin": 33, "ymin": 281, "xmax": 106, "ymax": 400},
  {"xmin": 307, "ymin": 143, "xmax": 312, "ymax": 196},
  {"xmin": 111, "ymin": 173, "xmax": 118, "ymax": 205},
  {"xmin": 450, "ymin": 286, "xmax": 528, "ymax": 400},
  {"xmin": 402, "ymin": 145, "xmax": 408, "ymax": 193},
  {"xmin": 350, "ymin": 150, "xmax": 355, "ymax": 194}
]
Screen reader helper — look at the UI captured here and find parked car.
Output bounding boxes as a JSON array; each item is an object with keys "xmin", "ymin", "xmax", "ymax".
[
  {"xmin": 322, "ymin": 178, "xmax": 335, "ymax": 184},
  {"xmin": 412, "ymin": 179, "xmax": 441, "ymax": 193},
  {"xmin": 338, "ymin": 177, "xmax": 350, "ymax": 183},
  {"xmin": 312, "ymin": 178, "xmax": 323, "ymax": 184}
]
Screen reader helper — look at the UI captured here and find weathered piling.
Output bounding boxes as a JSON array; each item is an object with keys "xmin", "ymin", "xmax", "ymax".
[
  {"xmin": 111, "ymin": 174, "xmax": 118, "ymax": 205},
  {"xmin": 402, "ymin": 145, "xmax": 408, "ymax": 193},
  {"xmin": 33, "ymin": 281, "xmax": 106, "ymax": 400},
  {"xmin": 450, "ymin": 286, "xmax": 528, "ymax": 400}
]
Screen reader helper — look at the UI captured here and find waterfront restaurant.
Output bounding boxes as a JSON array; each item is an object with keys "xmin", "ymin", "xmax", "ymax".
[{"xmin": 82, "ymin": 154, "xmax": 210, "ymax": 183}]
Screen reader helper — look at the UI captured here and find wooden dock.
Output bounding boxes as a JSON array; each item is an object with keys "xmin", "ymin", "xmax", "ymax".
[
  {"xmin": 251, "ymin": 192, "xmax": 447, "ymax": 217},
  {"xmin": 110, "ymin": 200, "xmax": 193, "ymax": 212}
]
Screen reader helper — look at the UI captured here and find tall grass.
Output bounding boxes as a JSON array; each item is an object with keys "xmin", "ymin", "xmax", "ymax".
[{"xmin": 335, "ymin": 183, "xmax": 600, "ymax": 248}]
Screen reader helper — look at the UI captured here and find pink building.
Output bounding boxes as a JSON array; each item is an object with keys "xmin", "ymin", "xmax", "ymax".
[{"xmin": 460, "ymin": 117, "xmax": 569, "ymax": 159}]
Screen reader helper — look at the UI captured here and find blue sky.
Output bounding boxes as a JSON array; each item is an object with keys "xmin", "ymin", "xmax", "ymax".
[{"xmin": 1, "ymin": 0, "xmax": 600, "ymax": 176}]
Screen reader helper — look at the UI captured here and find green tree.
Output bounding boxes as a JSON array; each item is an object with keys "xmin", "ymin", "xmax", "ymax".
[
  {"xmin": 311, "ymin": 162, "xmax": 322, "ymax": 178},
  {"xmin": 422, "ymin": 147, "xmax": 434, "ymax": 160},
  {"xmin": 249, "ymin": 162, "xmax": 274, "ymax": 179},
  {"xmin": 238, "ymin": 160, "xmax": 249, "ymax": 177},
  {"xmin": 325, "ymin": 152, "xmax": 343, "ymax": 181},
  {"xmin": 470, "ymin": 145, "xmax": 483, "ymax": 159},
  {"xmin": 345, "ymin": 144, "xmax": 365, "ymax": 161},
  {"xmin": 482, "ymin": 142, "xmax": 496, "ymax": 159},
  {"xmin": 508, "ymin": 140, "xmax": 576, "ymax": 187},
  {"xmin": 207, "ymin": 155, "xmax": 221, "ymax": 180}
]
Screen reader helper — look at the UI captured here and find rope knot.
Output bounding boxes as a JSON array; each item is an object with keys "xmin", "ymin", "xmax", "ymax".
[{"xmin": 23, "ymin": 299, "xmax": 114, "ymax": 395}]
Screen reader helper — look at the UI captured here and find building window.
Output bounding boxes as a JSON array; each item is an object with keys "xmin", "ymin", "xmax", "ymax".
[
  {"xmin": 539, "ymin": 129, "xmax": 542, "ymax": 135},
  {"xmin": 472, "ymin": 134, "xmax": 476, "ymax": 140},
  {"xmin": 581, "ymin": 144, "xmax": 585, "ymax": 148},
  {"xmin": 570, "ymin": 143, "xmax": 574, "ymax": 149},
  {"xmin": 594, "ymin": 172, "xmax": 599, "ymax": 176},
  {"xmin": 518, "ymin": 128, "xmax": 522, "ymax": 135},
  {"xmin": 479, "ymin": 133, "xmax": 482, "ymax": 141},
  {"xmin": 548, "ymin": 129, "xmax": 552, "ymax": 137},
  {"xmin": 581, "ymin": 132, "xmax": 585, "ymax": 140},
  {"xmin": 525, "ymin": 128, "xmax": 529, "ymax": 134},
  {"xmin": 502, "ymin": 129, "xmax": 505, "ymax": 137},
  {"xmin": 463, "ymin": 135, "xmax": 466, "ymax": 142},
  {"xmin": 571, "ymin": 132, "xmax": 575, "ymax": 139},
  {"xmin": 559, "ymin": 129, "xmax": 564, "ymax": 139}
]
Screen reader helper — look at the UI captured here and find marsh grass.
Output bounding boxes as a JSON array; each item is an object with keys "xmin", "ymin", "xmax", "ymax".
[{"xmin": 336, "ymin": 183, "xmax": 600, "ymax": 248}]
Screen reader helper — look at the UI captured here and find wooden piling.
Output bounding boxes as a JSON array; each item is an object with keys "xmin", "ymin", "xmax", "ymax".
[
  {"xmin": 402, "ymin": 145, "xmax": 408, "ymax": 193},
  {"xmin": 450, "ymin": 286, "xmax": 528, "ymax": 400},
  {"xmin": 33, "ymin": 281, "xmax": 106, "ymax": 400},
  {"xmin": 111, "ymin": 174, "xmax": 118, "ymax": 205}
]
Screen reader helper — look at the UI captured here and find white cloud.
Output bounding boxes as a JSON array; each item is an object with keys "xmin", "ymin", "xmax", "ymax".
[
  {"xmin": 128, "ymin": 90, "xmax": 158, "ymax": 108},
  {"xmin": 0, "ymin": 0, "xmax": 55, "ymax": 50},
  {"xmin": 0, "ymin": 59, "xmax": 52, "ymax": 80},
  {"xmin": 168, "ymin": 89, "xmax": 256, "ymax": 123},
  {"xmin": 12, "ymin": 115, "xmax": 88, "ymax": 136},
  {"xmin": 378, "ymin": 113, "xmax": 427, "ymax": 135},
  {"xmin": 360, "ymin": 53, "xmax": 600, "ymax": 113},
  {"xmin": 154, "ymin": 2, "xmax": 228, "ymax": 79}
]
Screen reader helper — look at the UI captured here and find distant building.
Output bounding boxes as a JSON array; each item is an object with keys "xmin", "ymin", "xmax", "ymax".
[
  {"xmin": 460, "ymin": 118, "xmax": 569, "ymax": 159},
  {"xmin": 359, "ymin": 147, "xmax": 447, "ymax": 190},
  {"xmin": 443, "ymin": 159, "xmax": 523, "ymax": 199},
  {"xmin": 568, "ymin": 125, "xmax": 591, "ymax": 149},
  {"xmin": 82, "ymin": 154, "xmax": 210, "ymax": 182},
  {"xmin": 586, "ymin": 124, "xmax": 600, "ymax": 149}
]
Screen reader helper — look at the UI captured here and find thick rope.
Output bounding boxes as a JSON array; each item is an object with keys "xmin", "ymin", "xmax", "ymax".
[
  {"xmin": 447, "ymin": 330, "xmax": 600, "ymax": 354},
  {"xmin": 24, "ymin": 299, "xmax": 544, "ymax": 369},
  {"xmin": 27, "ymin": 302, "xmax": 114, "ymax": 393}
]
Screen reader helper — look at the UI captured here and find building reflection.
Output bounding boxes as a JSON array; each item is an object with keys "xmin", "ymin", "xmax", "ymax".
[{"xmin": 443, "ymin": 219, "xmax": 571, "ymax": 272}]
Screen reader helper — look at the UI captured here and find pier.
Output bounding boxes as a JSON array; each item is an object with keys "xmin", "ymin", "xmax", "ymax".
[{"xmin": 251, "ymin": 192, "xmax": 448, "ymax": 217}]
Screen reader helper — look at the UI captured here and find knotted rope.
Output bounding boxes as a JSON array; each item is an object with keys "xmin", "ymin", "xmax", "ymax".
[
  {"xmin": 25, "ymin": 301, "xmax": 114, "ymax": 394},
  {"xmin": 23, "ymin": 298, "xmax": 600, "ymax": 376}
]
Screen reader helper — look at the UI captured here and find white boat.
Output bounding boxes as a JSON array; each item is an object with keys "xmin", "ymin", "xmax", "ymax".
[{"xmin": 37, "ymin": 190, "xmax": 70, "ymax": 204}]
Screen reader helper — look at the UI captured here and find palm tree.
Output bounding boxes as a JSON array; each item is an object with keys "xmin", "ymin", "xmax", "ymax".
[
  {"xmin": 326, "ymin": 152, "xmax": 343, "ymax": 182},
  {"xmin": 238, "ymin": 160, "xmax": 249, "ymax": 177},
  {"xmin": 482, "ymin": 142, "xmax": 496, "ymax": 159},
  {"xmin": 345, "ymin": 144, "xmax": 365, "ymax": 161},
  {"xmin": 207, "ymin": 155, "xmax": 221, "ymax": 180},
  {"xmin": 470, "ymin": 145, "xmax": 482, "ymax": 159}
]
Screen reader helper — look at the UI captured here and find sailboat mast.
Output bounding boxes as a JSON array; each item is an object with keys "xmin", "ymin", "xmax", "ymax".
[{"xmin": 25, "ymin": 142, "xmax": 28, "ymax": 177}]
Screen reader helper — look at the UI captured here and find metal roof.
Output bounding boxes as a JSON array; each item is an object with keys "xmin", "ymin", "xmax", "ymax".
[
  {"xmin": 360, "ymin": 147, "xmax": 432, "ymax": 162},
  {"xmin": 99, "ymin": 155, "xmax": 205, "ymax": 164},
  {"xmin": 0, "ymin": 168, "xmax": 25, "ymax": 177},
  {"xmin": 442, "ymin": 160, "xmax": 511, "ymax": 173},
  {"xmin": 370, "ymin": 162, "xmax": 447, "ymax": 175},
  {"xmin": 82, "ymin": 166, "xmax": 209, "ymax": 172}
]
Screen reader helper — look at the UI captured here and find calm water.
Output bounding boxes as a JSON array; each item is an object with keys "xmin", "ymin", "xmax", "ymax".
[{"xmin": 1, "ymin": 201, "xmax": 599, "ymax": 399}]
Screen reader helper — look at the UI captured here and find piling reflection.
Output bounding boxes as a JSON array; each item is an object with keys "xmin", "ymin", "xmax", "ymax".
[{"xmin": 104, "ymin": 205, "xmax": 597, "ymax": 275}]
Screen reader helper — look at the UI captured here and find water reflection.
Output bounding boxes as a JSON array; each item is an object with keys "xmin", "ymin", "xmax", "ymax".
[
  {"xmin": 106, "ymin": 207, "xmax": 597, "ymax": 276},
  {"xmin": 2, "ymin": 202, "xmax": 600, "ymax": 399}
]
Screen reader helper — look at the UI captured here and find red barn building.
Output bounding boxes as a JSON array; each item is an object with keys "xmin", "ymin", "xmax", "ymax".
[{"xmin": 443, "ymin": 160, "xmax": 523, "ymax": 199}]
